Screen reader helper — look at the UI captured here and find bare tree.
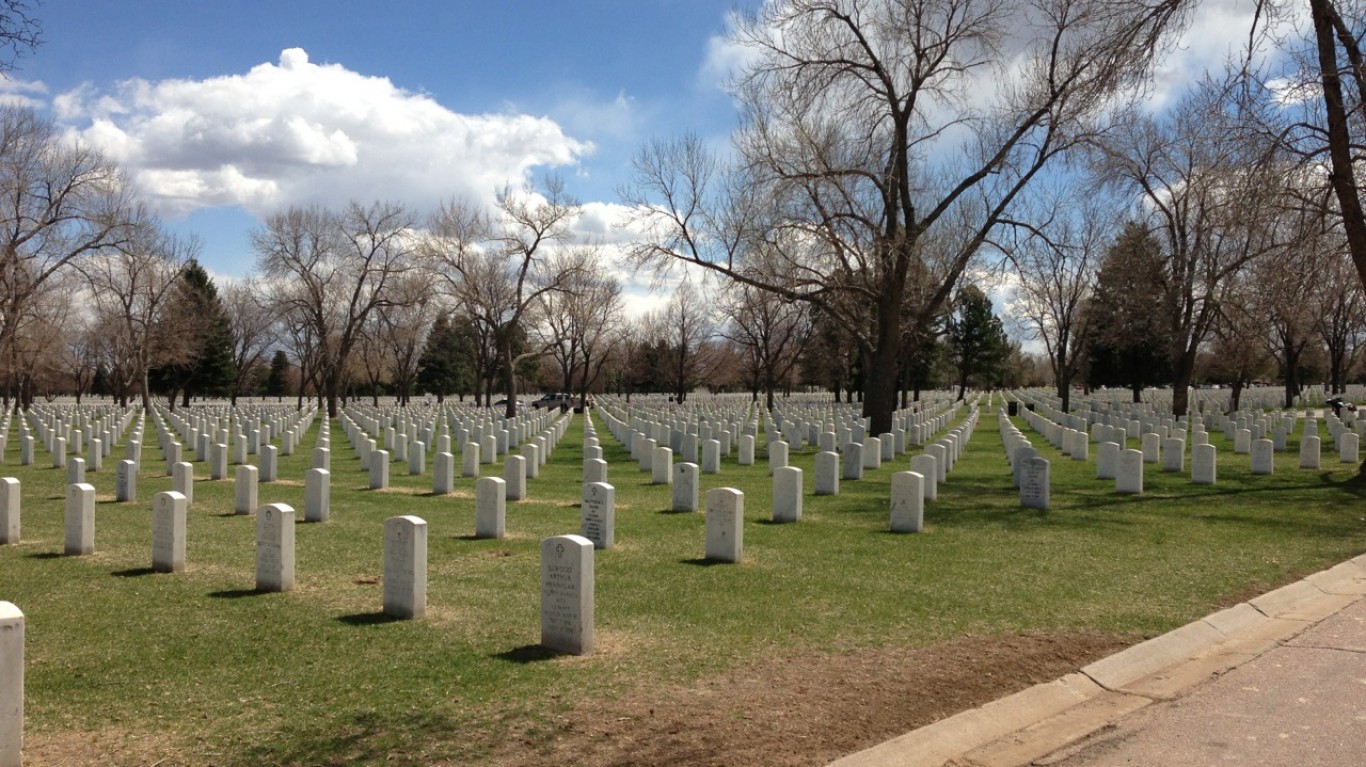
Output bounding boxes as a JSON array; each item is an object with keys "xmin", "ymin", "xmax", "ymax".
[
  {"xmin": 1008, "ymin": 187, "xmax": 1109, "ymax": 411},
  {"xmin": 0, "ymin": 1, "xmax": 41, "ymax": 73},
  {"xmin": 254, "ymin": 201, "xmax": 416, "ymax": 417},
  {"xmin": 1095, "ymin": 74, "xmax": 1288, "ymax": 416},
  {"xmin": 643, "ymin": 279, "xmax": 716, "ymax": 403},
  {"xmin": 0, "ymin": 105, "xmax": 141, "ymax": 411},
  {"xmin": 535, "ymin": 250, "xmax": 623, "ymax": 408},
  {"xmin": 372, "ymin": 271, "xmax": 437, "ymax": 406},
  {"xmin": 718, "ymin": 278, "xmax": 811, "ymax": 411},
  {"xmin": 623, "ymin": 0, "xmax": 1189, "ymax": 434},
  {"xmin": 424, "ymin": 179, "xmax": 585, "ymax": 417},
  {"xmin": 223, "ymin": 278, "xmax": 277, "ymax": 405},
  {"xmin": 83, "ymin": 225, "xmax": 194, "ymax": 413}
]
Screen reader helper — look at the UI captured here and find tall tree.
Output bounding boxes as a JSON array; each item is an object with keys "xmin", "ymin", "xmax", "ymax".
[
  {"xmin": 623, "ymin": 0, "xmax": 1189, "ymax": 434},
  {"xmin": 265, "ymin": 349, "xmax": 291, "ymax": 399},
  {"xmin": 150, "ymin": 259, "xmax": 235, "ymax": 406},
  {"xmin": 1096, "ymin": 74, "xmax": 1286, "ymax": 415},
  {"xmin": 0, "ymin": 105, "xmax": 141, "ymax": 412},
  {"xmin": 254, "ymin": 201, "xmax": 416, "ymax": 418},
  {"xmin": 1085, "ymin": 223, "xmax": 1173, "ymax": 401},
  {"xmin": 945, "ymin": 285, "xmax": 1010, "ymax": 400},
  {"xmin": 423, "ymin": 179, "xmax": 585, "ymax": 417}
]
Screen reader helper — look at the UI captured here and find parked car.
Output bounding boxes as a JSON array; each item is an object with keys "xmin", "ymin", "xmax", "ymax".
[
  {"xmin": 532, "ymin": 393, "xmax": 573, "ymax": 410},
  {"xmin": 491, "ymin": 398, "xmax": 524, "ymax": 409}
]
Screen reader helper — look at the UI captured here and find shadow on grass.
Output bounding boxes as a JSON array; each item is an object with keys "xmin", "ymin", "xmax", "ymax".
[
  {"xmin": 337, "ymin": 612, "xmax": 404, "ymax": 627},
  {"xmin": 493, "ymin": 643, "xmax": 561, "ymax": 664},
  {"xmin": 208, "ymin": 588, "xmax": 262, "ymax": 599},
  {"xmin": 111, "ymin": 567, "xmax": 155, "ymax": 578},
  {"xmin": 680, "ymin": 557, "xmax": 729, "ymax": 567},
  {"xmin": 226, "ymin": 709, "xmax": 465, "ymax": 767},
  {"xmin": 26, "ymin": 551, "xmax": 63, "ymax": 560}
]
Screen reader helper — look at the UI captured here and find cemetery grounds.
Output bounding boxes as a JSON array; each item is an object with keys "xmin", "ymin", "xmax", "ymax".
[{"xmin": 3, "ymin": 393, "xmax": 1366, "ymax": 766}]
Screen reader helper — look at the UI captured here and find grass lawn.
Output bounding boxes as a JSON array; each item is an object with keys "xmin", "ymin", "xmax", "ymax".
[{"xmin": 3, "ymin": 402, "xmax": 1365, "ymax": 765}]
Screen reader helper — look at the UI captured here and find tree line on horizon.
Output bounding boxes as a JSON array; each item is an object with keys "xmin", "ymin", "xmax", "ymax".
[{"xmin": 9, "ymin": 1, "xmax": 1366, "ymax": 425}]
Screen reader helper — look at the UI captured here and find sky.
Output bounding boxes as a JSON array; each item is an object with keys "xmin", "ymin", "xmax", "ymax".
[{"xmin": 1, "ymin": 0, "xmax": 1272, "ymax": 314}]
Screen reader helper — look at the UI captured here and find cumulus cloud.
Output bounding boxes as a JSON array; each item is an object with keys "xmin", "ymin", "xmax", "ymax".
[
  {"xmin": 55, "ymin": 48, "xmax": 593, "ymax": 217},
  {"xmin": 0, "ymin": 75, "xmax": 47, "ymax": 109}
]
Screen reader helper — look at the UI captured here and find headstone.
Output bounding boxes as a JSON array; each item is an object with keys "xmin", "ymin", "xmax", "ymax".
[
  {"xmin": 1251, "ymin": 439, "xmax": 1275, "ymax": 475},
  {"xmin": 114, "ymin": 459, "xmax": 137, "ymax": 503},
  {"xmin": 523, "ymin": 443, "xmax": 540, "ymax": 479},
  {"xmin": 0, "ymin": 601, "xmax": 22, "ymax": 767},
  {"xmin": 476, "ymin": 476, "xmax": 507, "ymax": 539},
  {"xmin": 1340, "ymin": 432, "xmax": 1360, "ymax": 463},
  {"xmin": 151, "ymin": 491, "xmax": 187, "ymax": 573},
  {"xmin": 210, "ymin": 443, "xmax": 228, "ymax": 480},
  {"xmin": 1300, "ymin": 436, "xmax": 1321, "ymax": 469},
  {"xmin": 1141, "ymin": 433, "xmax": 1161, "ymax": 464},
  {"xmin": 1096, "ymin": 441, "xmax": 1119, "ymax": 480},
  {"xmin": 305, "ymin": 468, "xmax": 330, "ymax": 522},
  {"xmin": 1020, "ymin": 457, "xmax": 1050, "ymax": 510},
  {"xmin": 1191, "ymin": 443, "xmax": 1216, "ymax": 485},
  {"xmin": 772, "ymin": 466, "xmax": 802, "ymax": 522},
  {"xmin": 1116, "ymin": 449, "xmax": 1144, "ymax": 494},
  {"xmin": 814, "ymin": 451, "xmax": 839, "ymax": 495},
  {"xmin": 1234, "ymin": 429, "xmax": 1252, "ymax": 454},
  {"xmin": 890, "ymin": 471, "xmax": 925, "ymax": 532},
  {"xmin": 160, "ymin": 460, "xmax": 191, "ymax": 508},
  {"xmin": 504, "ymin": 455, "xmax": 527, "ymax": 501},
  {"xmin": 64, "ymin": 482, "xmax": 95, "ymax": 555},
  {"xmin": 705, "ymin": 487, "xmax": 744, "ymax": 563},
  {"xmin": 19, "ymin": 435, "xmax": 32, "ymax": 465},
  {"xmin": 255, "ymin": 503, "xmax": 295, "ymax": 592},
  {"xmin": 842, "ymin": 442, "xmax": 864, "ymax": 480},
  {"xmin": 768, "ymin": 441, "xmax": 788, "ymax": 475},
  {"xmin": 579, "ymin": 481, "xmax": 615, "ymax": 549},
  {"xmin": 383, "ymin": 515, "xmax": 427, "ymax": 619},
  {"xmin": 673, "ymin": 463, "xmax": 699, "ymax": 513},
  {"xmin": 51, "ymin": 436, "xmax": 65, "ymax": 469},
  {"xmin": 583, "ymin": 457, "xmax": 608, "ymax": 484},
  {"xmin": 66, "ymin": 457, "xmax": 85, "ymax": 486},
  {"xmin": 235, "ymin": 465, "xmax": 259, "ymax": 515},
  {"xmin": 540, "ymin": 534, "xmax": 594, "ymax": 656},
  {"xmin": 701, "ymin": 439, "xmax": 721, "ymax": 474},
  {"xmin": 1012, "ymin": 446, "xmax": 1037, "ymax": 488},
  {"xmin": 652, "ymin": 446, "xmax": 673, "ymax": 485},
  {"xmin": 863, "ymin": 437, "xmax": 882, "ymax": 469},
  {"xmin": 1162, "ymin": 437, "xmax": 1185, "ymax": 473},
  {"xmin": 312, "ymin": 446, "xmax": 331, "ymax": 471},
  {"xmin": 910, "ymin": 454, "xmax": 937, "ymax": 500},
  {"xmin": 433, "ymin": 452, "xmax": 454, "ymax": 494},
  {"xmin": 260, "ymin": 445, "xmax": 278, "ymax": 482},
  {"xmin": 0, "ymin": 478, "xmax": 17, "ymax": 545},
  {"xmin": 738, "ymin": 434, "xmax": 755, "ymax": 465}
]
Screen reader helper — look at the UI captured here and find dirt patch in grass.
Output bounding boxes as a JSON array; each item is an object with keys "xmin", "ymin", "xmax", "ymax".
[
  {"xmin": 24, "ymin": 631, "xmax": 1133, "ymax": 767},
  {"xmin": 487, "ymin": 630, "xmax": 1133, "ymax": 767}
]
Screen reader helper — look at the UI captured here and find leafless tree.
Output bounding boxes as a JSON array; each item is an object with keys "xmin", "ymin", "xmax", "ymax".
[
  {"xmin": 1007, "ymin": 187, "xmax": 1110, "ymax": 411},
  {"xmin": 643, "ymin": 279, "xmax": 716, "ymax": 403},
  {"xmin": 535, "ymin": 250, "xmax": 623, "ymax": 408},
  {"xmin": 1095, "ymin": 74, "xmax": 1288, "ymax": 416},
  {"xmin": 82, "ymin": 225, "xmax": 194, "ymax": 413},
  {"xmin": 254, "ymin": 201, "xmax": 416, "ymax": 417},
  {"xmin": 622, "ymin": 0, "xmax": 1189, "ymax": 434},
  {"xmin": 718, "ymin": 277, "xmax": 811, "ymax": 411},
  {"xmin": 0, "ymin": 105, "xmax": 142, "ymax": 411},
  {"xmin": 423, "ymin": 178, "xmax": 585, "ymax": 416},
  {"xmin": 223, "ymin": 278, "xmax": 277, "ymax": 405}
]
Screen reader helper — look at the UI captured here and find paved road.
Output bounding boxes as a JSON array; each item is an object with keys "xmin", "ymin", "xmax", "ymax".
[
  {"xmin": 829, "ymin": 555, "xmax": 1366, "ymax": 767},
  {"xmin": 1047, "ymin": 598, "xmax": 1366, "ymax": 767}
]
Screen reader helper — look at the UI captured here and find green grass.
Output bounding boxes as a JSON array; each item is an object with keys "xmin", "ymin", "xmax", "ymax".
[{"xmin": 3, "ymin": 405, "xmax": 1365, "ymax": 765}]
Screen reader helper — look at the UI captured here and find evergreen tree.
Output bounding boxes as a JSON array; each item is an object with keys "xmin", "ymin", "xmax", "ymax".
[
  {"xmin": 150, "ymin": 260, "xmax": 236, "ymax": 405},
  {"xmin": 265, "ymin": 350, "xmax": 291, "ymax": 399},
  {"xmin": 416, "ymin": 313, "xmax": 474, "ymax": 402},
  {"xmin": 945, "ymin": 285, "xmax": 1010, "ymax": 400},
  {"xmin": 1085, "ymin": 223, "xmax": 1173, "ymax": 401}
]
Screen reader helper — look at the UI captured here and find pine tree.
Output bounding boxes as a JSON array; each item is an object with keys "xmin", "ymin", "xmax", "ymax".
[
  {"xmin": 265, "ymin": 350, "xmax": 291, "ymax": 399},
  {"xmin": 150, "ymin": 260, "xmax": 237, "ymax": 406},
  {"xmin": 945, "ymin": 285, "xmax": 1010, "ymax": 400},
  {"xmin": 1085, "ymin": 223, "xmax": 1174, "ymax": 401}
]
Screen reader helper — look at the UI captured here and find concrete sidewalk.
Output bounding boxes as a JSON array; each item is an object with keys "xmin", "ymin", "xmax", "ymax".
[{"xmin": 829, "ymin": 553, "xmax": 1366, "ymax": 767}]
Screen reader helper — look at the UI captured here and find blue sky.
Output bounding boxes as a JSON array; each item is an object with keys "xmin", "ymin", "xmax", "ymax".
[
  {"xmin": 5, "ymin": 0, "xmax": 1265, "ymax": 304},
  {"xmin": 11, "ymin": 1, "xmax": 748, "ymax": 279}
]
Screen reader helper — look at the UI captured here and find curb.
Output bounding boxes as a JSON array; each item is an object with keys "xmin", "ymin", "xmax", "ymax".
[{"xmin": 828, "ymin": 552, "xmax": 1366, "ymax": 767}]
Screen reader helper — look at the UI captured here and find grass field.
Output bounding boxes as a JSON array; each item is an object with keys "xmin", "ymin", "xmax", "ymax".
[{"xmin": 3, "ymin": 401, "xmax": 1365, "ymax": 765}]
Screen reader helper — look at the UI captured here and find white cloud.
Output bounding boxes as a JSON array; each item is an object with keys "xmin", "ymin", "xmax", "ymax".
[
  {"xmin": 0, "ymin": 75, "xmax": 47, "ymax": 109},
  {"xmin": 1147, "ymin": 0, "xmax": 1267, "ymax": 111},
  {"xmin": 55, "ymin": 48, "xmax": 593, "ymax": 217}
]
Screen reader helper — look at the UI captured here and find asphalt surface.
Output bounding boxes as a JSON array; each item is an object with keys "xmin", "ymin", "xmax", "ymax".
[{"xmin": 829, "ymin": 554, "xmax": 1366, "ymax": 767}]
